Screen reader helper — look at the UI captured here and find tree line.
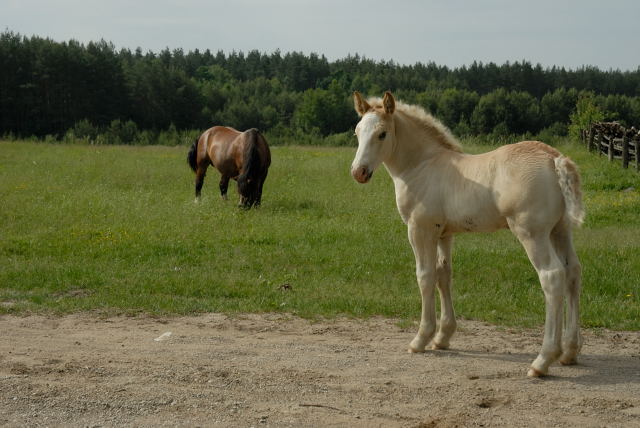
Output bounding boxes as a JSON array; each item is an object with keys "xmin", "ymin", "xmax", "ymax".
[{"xmin": 2, "ymin": 30, "xmax": 640, "ymax": 145}]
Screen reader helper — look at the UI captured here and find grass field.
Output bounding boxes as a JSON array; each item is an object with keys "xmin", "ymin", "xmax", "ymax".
[{"xmin": 1, "ymin": 140, "xmax": 638, "ymax": 330}]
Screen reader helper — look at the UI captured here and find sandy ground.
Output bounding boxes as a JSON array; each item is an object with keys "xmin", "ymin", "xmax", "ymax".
[{"xmin": 1, "ymin": 313, "xmax": 639, "ymax": 427}]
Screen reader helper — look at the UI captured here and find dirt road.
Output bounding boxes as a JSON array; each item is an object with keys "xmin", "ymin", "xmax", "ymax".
[{"xmin": 1, "ymin": 313, "xmax": 639, "ymax": 427}]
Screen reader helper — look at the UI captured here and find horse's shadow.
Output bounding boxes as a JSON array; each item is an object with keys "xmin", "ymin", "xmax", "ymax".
[
  {"xmin": 267, "ymin": 199, "xmax": 325, "ymax": 215},
  {"xmin": 433, "ymin": 347, "xmax": 640, "ymax": 386}
]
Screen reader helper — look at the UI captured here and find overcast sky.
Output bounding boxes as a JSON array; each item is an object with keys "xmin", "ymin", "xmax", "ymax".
[{"xmin": 3, "ymin": 0, "xmax": 639, "ymax": 70}]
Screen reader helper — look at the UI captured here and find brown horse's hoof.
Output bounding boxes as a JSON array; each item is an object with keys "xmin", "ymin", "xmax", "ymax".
[{"xmin": 407, "ymin": 347, "xmax": 425, "ymax": 354}]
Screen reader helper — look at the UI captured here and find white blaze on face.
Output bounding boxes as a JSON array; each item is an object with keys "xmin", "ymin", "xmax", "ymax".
[{"xmin": 351, "ymin": 112, "xmax": 387, "ymax": 183}]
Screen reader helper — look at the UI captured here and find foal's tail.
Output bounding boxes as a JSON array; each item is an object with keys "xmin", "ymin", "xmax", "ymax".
[
  {"xmin": 554, "ymin": 156, "xmax": 585, "ymax": 227},
  {"xmin": 187, "ymin": 138, "xmax": 199, "ymax": 173}
]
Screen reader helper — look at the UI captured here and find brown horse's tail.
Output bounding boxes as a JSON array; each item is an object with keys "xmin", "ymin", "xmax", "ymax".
[
  {"xmin": 187, "ymin": 138, "xmax": 199, "ymax": 173},
  {"xmin": 237, "ymin": 129, "xmax": 264, "ymax": 206}
]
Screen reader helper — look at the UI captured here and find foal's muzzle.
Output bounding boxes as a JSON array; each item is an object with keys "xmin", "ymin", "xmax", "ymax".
[{"xmin": 351, "ymin": 166, "xmax": 373, "ymax": 183}]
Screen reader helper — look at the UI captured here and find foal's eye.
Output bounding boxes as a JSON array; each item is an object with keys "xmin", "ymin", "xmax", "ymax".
[{"xmin": 379, "ymin": 131, "xmax": 387, "ymax": 140}]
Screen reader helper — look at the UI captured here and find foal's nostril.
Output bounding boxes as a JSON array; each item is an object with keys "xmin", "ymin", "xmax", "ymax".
[
  {"xmin": 351, "ymin": 165, "xmax": 371, "ymax": 182},
  {"xmin": 351, "ymin": 166, "xmax": 371, "ymax": 183}
]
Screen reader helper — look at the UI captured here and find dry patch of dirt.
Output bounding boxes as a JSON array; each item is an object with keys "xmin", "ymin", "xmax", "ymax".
[{"xmin": 1, "ymin": 313, "xmax": 639, "ymax": 427}]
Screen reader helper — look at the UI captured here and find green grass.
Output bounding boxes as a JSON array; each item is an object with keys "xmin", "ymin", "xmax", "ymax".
[{"xmin": 1, "ymin": 140, "xmax": 639, "ymax": 330}]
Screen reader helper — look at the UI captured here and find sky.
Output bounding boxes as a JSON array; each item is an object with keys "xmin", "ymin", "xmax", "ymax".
[{"xmin": 3, "ymin": 0, "xmax": 640, "ymax": 71}]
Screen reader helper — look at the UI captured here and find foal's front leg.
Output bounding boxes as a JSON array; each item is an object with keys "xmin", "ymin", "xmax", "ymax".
[
  {"xmin": 433, "ymin": 235, "xmax": 457, "ymax": 350},
  {"xmin": 407, "ymin": 223, "xmax": 440, "ymax": 353}
]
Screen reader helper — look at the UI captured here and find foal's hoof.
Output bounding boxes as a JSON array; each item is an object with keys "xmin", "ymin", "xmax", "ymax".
[
  {"xmin": 527, "ymin": 367, "xmax": 546, "ymax": 378},
  {"xmin": 408, "ymin": 337, "xmax": 428, "ymax": 353},
  {"xmin": 432, "ymin": 342, "xmax": 449, "ymax": 350},
  {"xmin": 559, "ymin": 356, "xmax": 578, "ymax": 366}
]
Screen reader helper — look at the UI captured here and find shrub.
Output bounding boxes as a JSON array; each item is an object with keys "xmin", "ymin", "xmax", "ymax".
[
  {"xmin": 569, "ymin": 95, "xmax": 605, "ymax": 140},
  {"xmin": 71, "ymin": 119, "xmax": 99, "ymax": 142}
]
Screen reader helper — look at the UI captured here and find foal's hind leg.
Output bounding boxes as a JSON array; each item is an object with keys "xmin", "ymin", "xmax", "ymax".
[
  {"xmin": 552, "ymin": 219, "xmax": 582, "ymax": 365},
  {"xmin": 219, "ymin": 175, "xmax": 230, "ymax": 201},
  {"xmin": 432, "ymin": 235, "xmax": 457, "ymax": 350},
  {"xmin": 509, "ymin": 219, "xmax": 566, "ymax": 377}
]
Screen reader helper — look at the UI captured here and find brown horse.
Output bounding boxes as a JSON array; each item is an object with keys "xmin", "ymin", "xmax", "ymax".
[{"xmin": 187, "ymin": 126, "xmax": 271, "ymax": 208}]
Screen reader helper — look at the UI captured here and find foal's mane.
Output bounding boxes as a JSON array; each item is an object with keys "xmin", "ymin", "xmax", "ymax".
[{"xmin": 368, "ymin": 97, "xmax": 463, "ymax": 153}]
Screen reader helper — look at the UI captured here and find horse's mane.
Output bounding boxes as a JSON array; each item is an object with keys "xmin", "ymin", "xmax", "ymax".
[{"xmin": 367, "ymin": 97, "xmax": 463, "ymax": 153}]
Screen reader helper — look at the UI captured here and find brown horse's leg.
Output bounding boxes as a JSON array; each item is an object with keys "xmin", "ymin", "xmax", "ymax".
[
  {"xmin": 195, "ymin": 166, "xmax": 207, "ymax": 202},
  {"xmin": 219, "ymin": 175, "xmax": 230, "ymax": 201},
  {"xmin": 254, "ymin": 179, "xmax": 264, "ymax": 207},
  {"xmin": 255, "ymin": 170, "xmax": 268, "ymax": 207}
]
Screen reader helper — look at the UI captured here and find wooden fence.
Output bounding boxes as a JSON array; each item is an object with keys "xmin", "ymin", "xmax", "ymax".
[{"xmin": 581, "ymin": 122, "xmax": 640, "ymax": 172}]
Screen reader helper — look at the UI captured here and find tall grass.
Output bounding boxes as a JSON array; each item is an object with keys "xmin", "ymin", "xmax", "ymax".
[{"xmin": 1, "ymin": 140, "xmax": 638, "ymax": 330}]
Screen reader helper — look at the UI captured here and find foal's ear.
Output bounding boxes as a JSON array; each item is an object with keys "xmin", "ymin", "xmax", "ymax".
[
  {"xmin": 353, "ymin": 91, "xmax": 371, "ymax": 117},
  {"xmin": 382, "ymin": 91, "xmax": 395, "ymax": 115}
]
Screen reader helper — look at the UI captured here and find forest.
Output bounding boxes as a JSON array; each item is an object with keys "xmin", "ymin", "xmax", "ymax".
[{"xmin": 1, "ymin": 30, "xmax": 640, "ymax": 145}]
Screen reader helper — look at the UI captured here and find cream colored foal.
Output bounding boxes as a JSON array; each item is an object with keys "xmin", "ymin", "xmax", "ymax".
[{"xmin": 351, "ymin": 91, "xmax": 584, "ymax": 377}]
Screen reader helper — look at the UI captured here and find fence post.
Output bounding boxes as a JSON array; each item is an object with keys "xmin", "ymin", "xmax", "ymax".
[
  {"xmin": 607, "ymin": 136, "xmax": 614, "ymax": 162},
  {"xmin": 588, "ymin": 128, "xmax": 595, "ymax": 152},
  {"xmin": 622, "ymin": 136, "xmax": 629, "ymax": 169},
  {"xmin": 636, "ymin": 139, "xmax": 639, "ymax": 172},
  {"xmin": 596, "ymin": 130, "xmax": 602, "ymax": 156}
]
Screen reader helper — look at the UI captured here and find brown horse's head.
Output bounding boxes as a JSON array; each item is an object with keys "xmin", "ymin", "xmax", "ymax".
[
  {"xmin": 237, "ymin": 176, "xmax": 258, "ymax": 208},
  {"xmin": 237, "ymin": 129, "xmax": 270, "ymax": 208}
]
